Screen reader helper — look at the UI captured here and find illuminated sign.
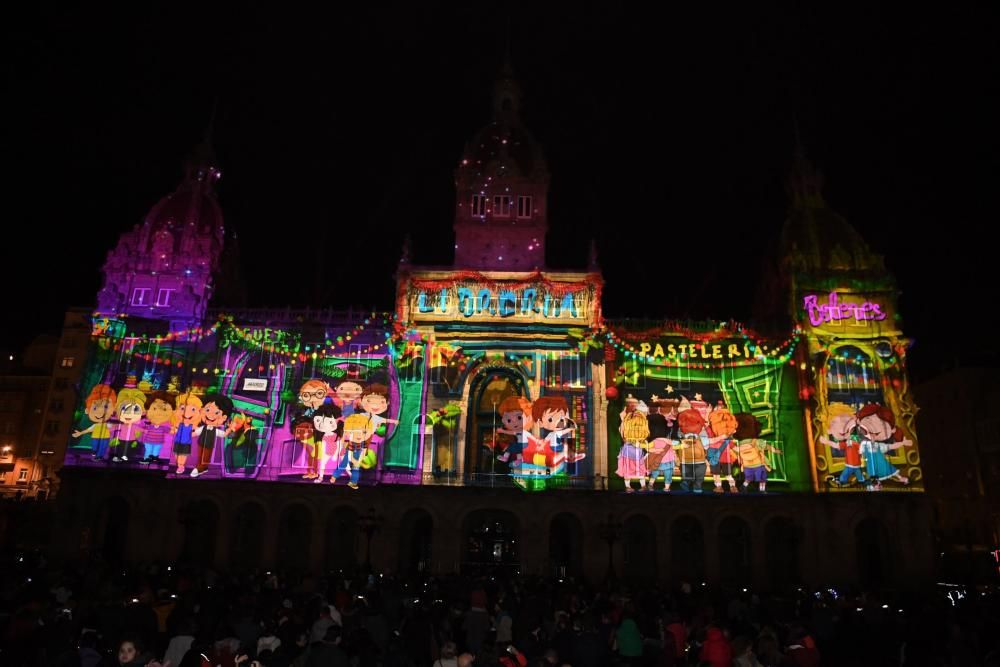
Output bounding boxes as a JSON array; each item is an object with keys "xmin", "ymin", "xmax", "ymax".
[
  {"xmin": 631, "ymin": 340, "xmax": 758, "ymax": 361},
  {"xmin": 242, "ymin": 378, "xmax": 268, "ymax": 391},
  {"xmin": 410, "ymin": 281, "xmax": 593, "ymax": 323},
  {"xmin": 220, "ymin": 326, "xmax": 301, "ymax": 351},
  {"xmin": 803, "ymin": 292, "xmax": 886, "ymax": 327}
]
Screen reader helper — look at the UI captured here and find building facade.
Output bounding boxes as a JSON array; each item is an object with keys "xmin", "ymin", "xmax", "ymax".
[{"xmin": 51, "ymin": 72, "xmax": 933, "ymax": 588}]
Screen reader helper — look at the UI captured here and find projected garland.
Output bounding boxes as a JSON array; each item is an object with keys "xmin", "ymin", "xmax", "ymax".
[{"xmin": 66, "ymin": 313, "xmax": 414, "ymax": 488}]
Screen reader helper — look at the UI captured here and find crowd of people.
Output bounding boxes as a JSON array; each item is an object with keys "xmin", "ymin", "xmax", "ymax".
[{"xmin": 0, "ymin": 548, "xmax": 997, "ymax": 667}]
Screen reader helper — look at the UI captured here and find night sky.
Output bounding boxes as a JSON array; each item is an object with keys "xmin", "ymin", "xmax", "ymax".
[{"xmin": 5, "ymin": 4, "xmax": 998, "ymax": 382}]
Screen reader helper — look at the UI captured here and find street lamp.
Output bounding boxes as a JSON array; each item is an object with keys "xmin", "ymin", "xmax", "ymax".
[
  {"xmin": 597, "ymin": 513, "xmax": 623, "ymax": 582},
  {"xmin": 358, "ymin": 506, "xmax": 384, "ymax": 573}
]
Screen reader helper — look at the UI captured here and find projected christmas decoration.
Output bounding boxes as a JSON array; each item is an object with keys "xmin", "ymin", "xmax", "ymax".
[{"xmin": 606, "ymin": 326, "xmax": 810, "ymax": 493}]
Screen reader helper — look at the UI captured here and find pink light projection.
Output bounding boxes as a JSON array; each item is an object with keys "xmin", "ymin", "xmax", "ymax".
[{"xmin": 803, "ymin": 292, "xmax": 887, "ymax": 327}]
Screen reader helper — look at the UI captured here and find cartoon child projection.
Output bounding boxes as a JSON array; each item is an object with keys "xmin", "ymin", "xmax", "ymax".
[
  {"xmin": 856, "ymin": 403, "xmax": 912, "ymax": 490},
  {"xmin": 333, "ymin": 413, "xmax": 376, "ymax": 489},
  {"xmin": 532, "ymin": 396, "xmax": 579, "ymax": 461},
  {"xmin": 297, "ymin": 379, "xmax": 331, "ymax": 417},
  {"xmin": 645, "ymin": 397, "xmax": 680, "ymax": 492},
  {"xmin": 332, "ymin": 379, "xmax": 364, "ymax": 418},
  {"xmin": 225, "ymin": 413, "xmax": 260, "ymax": 475},
  {"xmin": 72, "ymin": 384, "xmax": 117, "ymax": 461},
  {"xmin": 311, "ymin": 403, "xmax": 343, "ymax": 483},
  {"xmin": 360, "ymin": 384, "xmax": 399, "ymax": 447},
  {"xmin": 141, "ymin": 391, "xmax": 173, "ymax": 464},
  {"xmin": 111, "ymin": 388, "xmax": 146, "ymax": 463},
  {"xmin": 675, "ymin": 397, "xmax": 718, "ymax": 494},
  {"xmin": 819, "ymin": 402, "xmax": 865, "ymax": 487},
  {"xmin": 496, "ymin": 396, "xmax": 534, "ymax": 466},
  {"xmin": 191, "ymin": 394, "xmax": 233, "ymax": 477},
  {"xmin": 734, "ymin": 413, "xmax": 781, "ymax": 493},
  {"xmin": 617, "ymin": 395, "xmax": 650, "ymax": 492},
  {"xmin": 171, "ymin": 392, "xmax": 202, "ymax": 475},
  {"xmin": 707, "ymin": 404, "xmax": 740, "ymax": 494}
]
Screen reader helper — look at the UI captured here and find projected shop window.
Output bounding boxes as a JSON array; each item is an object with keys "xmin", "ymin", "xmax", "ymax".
[
  {"xmin": 826, "ymin": 345, "xmax": 882, "ymax": 408},
  {"xmin": 544, "ymin": 354, "xmax": 587, "ymax": 389}
]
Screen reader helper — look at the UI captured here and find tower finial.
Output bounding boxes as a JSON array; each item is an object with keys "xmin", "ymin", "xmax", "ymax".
[
  {"xmin": 204, "ymin": 95, "xmax": 219, "ymax": 148},
  {"xmin": 787, "ymin": 116, "xmax": 824, "ymax": 209},
  {"xmin": 792, "ymin": 111, "xmax": 803, "ymax": 157}
]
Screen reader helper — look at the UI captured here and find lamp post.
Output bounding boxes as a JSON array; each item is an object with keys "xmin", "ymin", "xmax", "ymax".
[
  {"xmin": 358, "ymin": 506, "xmax": 384, "ymax": 573},
  {"xmin": 597, "ymin": 513, "xmax": 623, "ymax": 582}
]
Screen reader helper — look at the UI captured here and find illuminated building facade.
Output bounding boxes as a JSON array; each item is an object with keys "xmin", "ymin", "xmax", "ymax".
[{"xmin": 49, "ymin": 71, "xmax": 934, "ymax": 588}]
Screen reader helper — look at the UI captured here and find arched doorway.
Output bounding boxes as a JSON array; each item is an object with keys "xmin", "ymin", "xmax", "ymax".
[
  {"xmin": 549, "ymin": 513, "xmax": 584, "ymax": 578},
  {"xmin": 462, "ymin": 509, "xmax": 519, "ymax": 576},
  {"xmin": 671, "ymin": 516, "xmax": 705, "ymax": 583},
  {"xmin": 231, "ymin": 502, "xmax": 267, "ymax": 572},
  {"xmin": 399, "ymin": 508, "xmax": 433, "ymax": 574},
  {"xmin": 276, "ymin": 503, "xmax": 312, "ymax": 574},
  {"xmin": 623, "ymin": 514, "xmax": 657, "ymax": 581},
  {"xmin": 178, "ymin": 499, "xmax": 220, "ymax": 567},
  {"xmin": 326, "ymin": 507, "xmax": 360, "ymax": 573},
  {"xmin": 856, "ymin": 517, "xmax": 890, "ymax": 589},
  {"xmin": 98, "ymin": 496, "xmax": 129, "ymax": 563},
  {"xmin": 765, "ymin": 516, "xmax": 801, "ymax": 589},
  {"xmin": 465, "ymin": 368, "xmax": 528, "ymax": 480},
  {"xmin": 718, "ymin": 516, "xmax": 752, "ymax": 586}
]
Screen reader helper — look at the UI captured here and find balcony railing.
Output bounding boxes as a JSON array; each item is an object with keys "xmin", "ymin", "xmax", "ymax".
[{"xmin": 421, "ymin": 471, "xmax": 599, "ymax": 490}]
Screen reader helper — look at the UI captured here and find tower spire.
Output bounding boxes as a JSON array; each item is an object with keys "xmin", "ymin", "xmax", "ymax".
[{"xmin": 786, "ymin": 118, "xmax": 824, "ymax": 210}]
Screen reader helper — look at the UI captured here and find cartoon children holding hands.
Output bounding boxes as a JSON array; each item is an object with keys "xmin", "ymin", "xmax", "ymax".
[
  {"xmin": 171, "ymin": 392, "xmax": 202, "ymax": 475},
  {"xmin": 857, "ymin": 403, "xmax": 911, "ymax": 490},
  {"xmin": 819, "ymin": 402, "xmax": 866, "ymax": 488},
  {"xmin": 333, "ymin": 413, "xmax": 376, "ymax": 489},
  {"xmin": 617, "ymin": 395, "xmax": 651, "ymax": 492},
  {"xmin": 733, "ymin": 413, "xmax": 781, "ymax": 493},
  {"xmin": 73, "ymin": 384, "xmax": 117, "ymax": 461},
  {"xmin": 496, "ymin": 396, "xmax": 534, "ymax": 467},
  {"xmin": 111, "ymin": 388, "xmax": 146, "ymax": 463}
]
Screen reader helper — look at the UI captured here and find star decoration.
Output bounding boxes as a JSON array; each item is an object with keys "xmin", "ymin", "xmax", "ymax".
[
  {"xmin": 665, "ymin": 385, "xmax": 674, "ymax": 394},
  {"xmin": 694, "ymin": 393, "xmax": 703, "ymax": 401}
]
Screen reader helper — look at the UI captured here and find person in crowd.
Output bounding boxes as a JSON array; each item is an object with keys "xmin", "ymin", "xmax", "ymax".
[
  {"xmin": 117, "ymin": 638, "xmax": 155, "ymax": 667},
  {"xmin": 698, "ymin": 625, "xmax": 732, "ymax": 667}
]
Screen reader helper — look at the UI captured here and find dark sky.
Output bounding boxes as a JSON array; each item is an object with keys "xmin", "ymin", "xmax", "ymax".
[{"xmin": 4, "ymin": 3, "xmax": 998, "ymax": 382}]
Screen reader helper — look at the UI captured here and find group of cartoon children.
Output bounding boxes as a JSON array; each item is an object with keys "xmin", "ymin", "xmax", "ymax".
[
  {"xmin": 72, "ymin": 385, "xmax": 258, "ymax": 477},
  {"xmin": 290, "ymin": 378, "xmax": 398, "ymax": 489},
  {"xmin": 493, "ymin": 395, "xmax": 584, "ymax": 476},
  {"xmin": 820, "ymin": 401, "xmax": 912, "ymax": 490},
  {"xmin": 616, "ymin": 393, "xmax": 780, "ymax": 494}
]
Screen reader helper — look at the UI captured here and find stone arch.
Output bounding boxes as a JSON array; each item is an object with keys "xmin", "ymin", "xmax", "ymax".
[
  {"xmin": 764, "ymin": 515, "xmax": 802, "ymax": 589},
  {"xmin": 855, "ymin": 516, "xmax": 891, "ymax": 589},
  {"xmin": 464, "ymin": 365, "xmax": 532, "ymax": 477},
  {"xmin": 325, "ymin": 506, "xmax": 360, "ymax": 573},
  {"xmin": 717, "ymin": 515, "xmax": 752, "ymax": 586},
  {"xmin": 548, "ymin": 512, "xmax": 584, "ymax": 578},
  {"xmin": 399, "ymin": 507, "xmax": 434, "ymax": 574},
  {"xmin": 671, "ymin": 515, "xmax": 705, "ymax": 583},
  {"xmin": 461, "ymin": 508, "xmax": 520, "ymax": 575},
  {"xmin": 622, "ymin": 513, "xmax": 657, "ymax": 581},
  {"xmin": 96, "ymin": 495, "xmax": 131, "ymax": 563},
  {"xmin": 178, "ymin": 497, "xmax": 222, "ymax": 567},
  {"xmin": 276, "ymin": 502, "xmax": 314, "ymax": 574},
  {"xmin": 231, "ymin": 501, "xmax": 268, "ymax": 572}
]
